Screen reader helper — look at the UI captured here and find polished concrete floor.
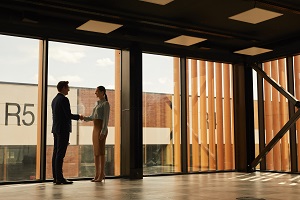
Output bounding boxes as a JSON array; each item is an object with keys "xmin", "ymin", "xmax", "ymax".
[{"xmin": 1, "ymin": 172, "xmax": 300, "ymax": 200}]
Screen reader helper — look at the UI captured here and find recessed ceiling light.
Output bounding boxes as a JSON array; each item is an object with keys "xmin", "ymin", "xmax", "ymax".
[
  {"xmin": 229, "ymin": 8, "xmax": 282, "ymax": 24},
  {"xmin": 199, "ymin": 47, "xmax": 211, "ymax": 51},
  {"xmin": 165, "ymin": 35, "xmax": 207, "ymax": 46},
  {"xmin": 234, "ymin": 47, "xmax": 272, "ymax": 56},
  {"xmin": 76, "ymin": 20, "xmax": 123, "ymax": 34},
  {"xmin": 139, "ymin": 0, "xmax": 174, "ymax": 5},
  {"xmin": 22, "ymin": 18, "xmax": 38, "ymax": 24}
]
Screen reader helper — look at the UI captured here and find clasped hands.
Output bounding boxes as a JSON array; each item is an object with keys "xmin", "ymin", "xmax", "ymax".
[{"xmin": 79, "ymin": 114, "xmax": 84, "ymax": 121}]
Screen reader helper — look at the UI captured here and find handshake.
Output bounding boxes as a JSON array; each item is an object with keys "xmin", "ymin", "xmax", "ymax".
[{"xmin": 79, "ymin": 114, "xmax": 85, "ymax": 121}]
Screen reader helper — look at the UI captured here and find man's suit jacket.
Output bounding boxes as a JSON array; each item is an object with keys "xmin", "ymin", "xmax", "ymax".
[{"xmin": 51, "ymin": 93, "xmax": 80, "ymax": 134}]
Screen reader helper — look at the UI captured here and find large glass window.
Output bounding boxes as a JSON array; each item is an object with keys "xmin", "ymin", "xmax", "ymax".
[
  {"xmin": 142, "ymin": 54, "xmax": 181, "ymax": 175},
  {"xmin": 47, "ymin": 41, "xmax": 120, "ymax": 179},
  {"xmin": 0, "ymin": 35, "xmax": 39, "ymax": 181},
  {"xmin": 186, "ymin": 60, "xmax": 235, "ymax": 171}
]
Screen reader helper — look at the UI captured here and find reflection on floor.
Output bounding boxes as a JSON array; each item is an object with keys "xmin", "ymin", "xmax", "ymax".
[{"xmin": 1, "ymin": 172, "xmax": 300, "ymax": 200}]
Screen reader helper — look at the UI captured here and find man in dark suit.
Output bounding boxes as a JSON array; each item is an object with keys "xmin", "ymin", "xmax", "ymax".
[{"xmin": 51, "ymin": 81, "xmax": 83, "ymax": 184}]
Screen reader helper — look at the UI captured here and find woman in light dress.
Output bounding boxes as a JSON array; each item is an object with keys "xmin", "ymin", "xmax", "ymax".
[{"xmin": 83, "ymin": 86, "xmax": 110, "ymax": 182}]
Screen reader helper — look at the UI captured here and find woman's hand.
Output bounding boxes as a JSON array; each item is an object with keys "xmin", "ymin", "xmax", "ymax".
[
  {"xmin": 99, "ymin": 130, "xmax": 108, "ymax": 140},
  {"xmin": 99, "ymin": 133, "xmax": 105, "ymax": 140}
]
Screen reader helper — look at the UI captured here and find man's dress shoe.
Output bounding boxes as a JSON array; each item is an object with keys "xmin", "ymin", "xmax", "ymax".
[{"xmin": 55, "ymin": 179, "xmax": 73, "ymax": 185}]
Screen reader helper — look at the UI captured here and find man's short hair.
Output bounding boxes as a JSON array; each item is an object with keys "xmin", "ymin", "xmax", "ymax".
[{"xmin": 57, "ymin": 81, "xmax": 69, "ymax": 92}]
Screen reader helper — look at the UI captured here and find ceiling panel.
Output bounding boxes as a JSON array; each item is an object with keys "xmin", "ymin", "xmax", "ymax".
[{"xmin": 0, "ymin": 0, "xmax": 299, "ymax": 63}]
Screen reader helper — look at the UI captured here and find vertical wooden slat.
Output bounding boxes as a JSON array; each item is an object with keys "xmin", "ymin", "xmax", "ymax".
[
  {"xmin": 294, "ymin": 55, "xmax": 300, "ymax": 171},
  {"xmin": 114, "ymin": 50, "xmax": 121, "ymax": 176},
  {"xmin": 200, "ymin": 60, "xmax": 208, "ymax": 170},
  {"xmin": 174, "ymin": 57, "xmax": 181, "ymax": 172},
  {"xmin": 36, "ymin": 40, "xmax": 44, "ymax": 180},
  {"xmin": 191, "ymin": 59, "xmax": 199, "ymax": 171},
  {"xmin": 278, "ymin": 58, "xmax": 289, "ymax": 171},
  {"xmin": 216, "ymin": 62, "xmax": 224, "ymax": 170},
  {"xmin": 264, "ymin": 62, "xmax": 274, "ymax": 170},
  {"xmin": 224, "ymin": 63, "xmax": 232, "ymax": 169},
  {"xmin": 208, "ymin": 61, "xmax": 216, "ymax": 170},
  {"xmin": 186, "ymin": 59, "xmax": 190, "ymax": 171},
  {"xmin": 271, "ymin": 60, "xmax": 281, "ymax": 170},
  {"xmin": 230, "ymin": 65, "xmax": 235, "ymax": 168},
  {"xmin": 166, "ymin": 94, "xmax": 173, "ymax": 166}
]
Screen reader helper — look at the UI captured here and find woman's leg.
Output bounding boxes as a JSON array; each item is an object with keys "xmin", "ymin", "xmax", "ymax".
[
  {"xmin": 92, "ymin": 126, "xmax": 101, "ymax": 181},
  {"xmin": 95, "ymin": 135, "xmax": 107, "ymax": 182},
  {"xmin": 94, "ymin": 155, "xmax": 101, "ymax": 180},
  {"xmin": 94, "ymin": 155, "xmax": 105, "ymax": 182},
  {"xmin": 100, "ymin": 155, "xmax": 105, "ymax": 178}
]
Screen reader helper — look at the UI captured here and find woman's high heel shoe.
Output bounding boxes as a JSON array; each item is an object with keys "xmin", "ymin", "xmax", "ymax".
[
  {"xmin": 94, "ymin": 173, "xmax": 105, "ymax": 182},
  {"xmin": 103, "ymin": 174, "xmax": 106, "ymax": 183},
  {"xmin": 91, "ymin": 176, "xmax": 97, "ymax": 182}
]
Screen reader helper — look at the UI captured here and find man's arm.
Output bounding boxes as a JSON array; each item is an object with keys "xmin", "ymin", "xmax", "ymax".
[{"xmin": 62, "ymin": 97, "xmax": 80, "ymax": 120}]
